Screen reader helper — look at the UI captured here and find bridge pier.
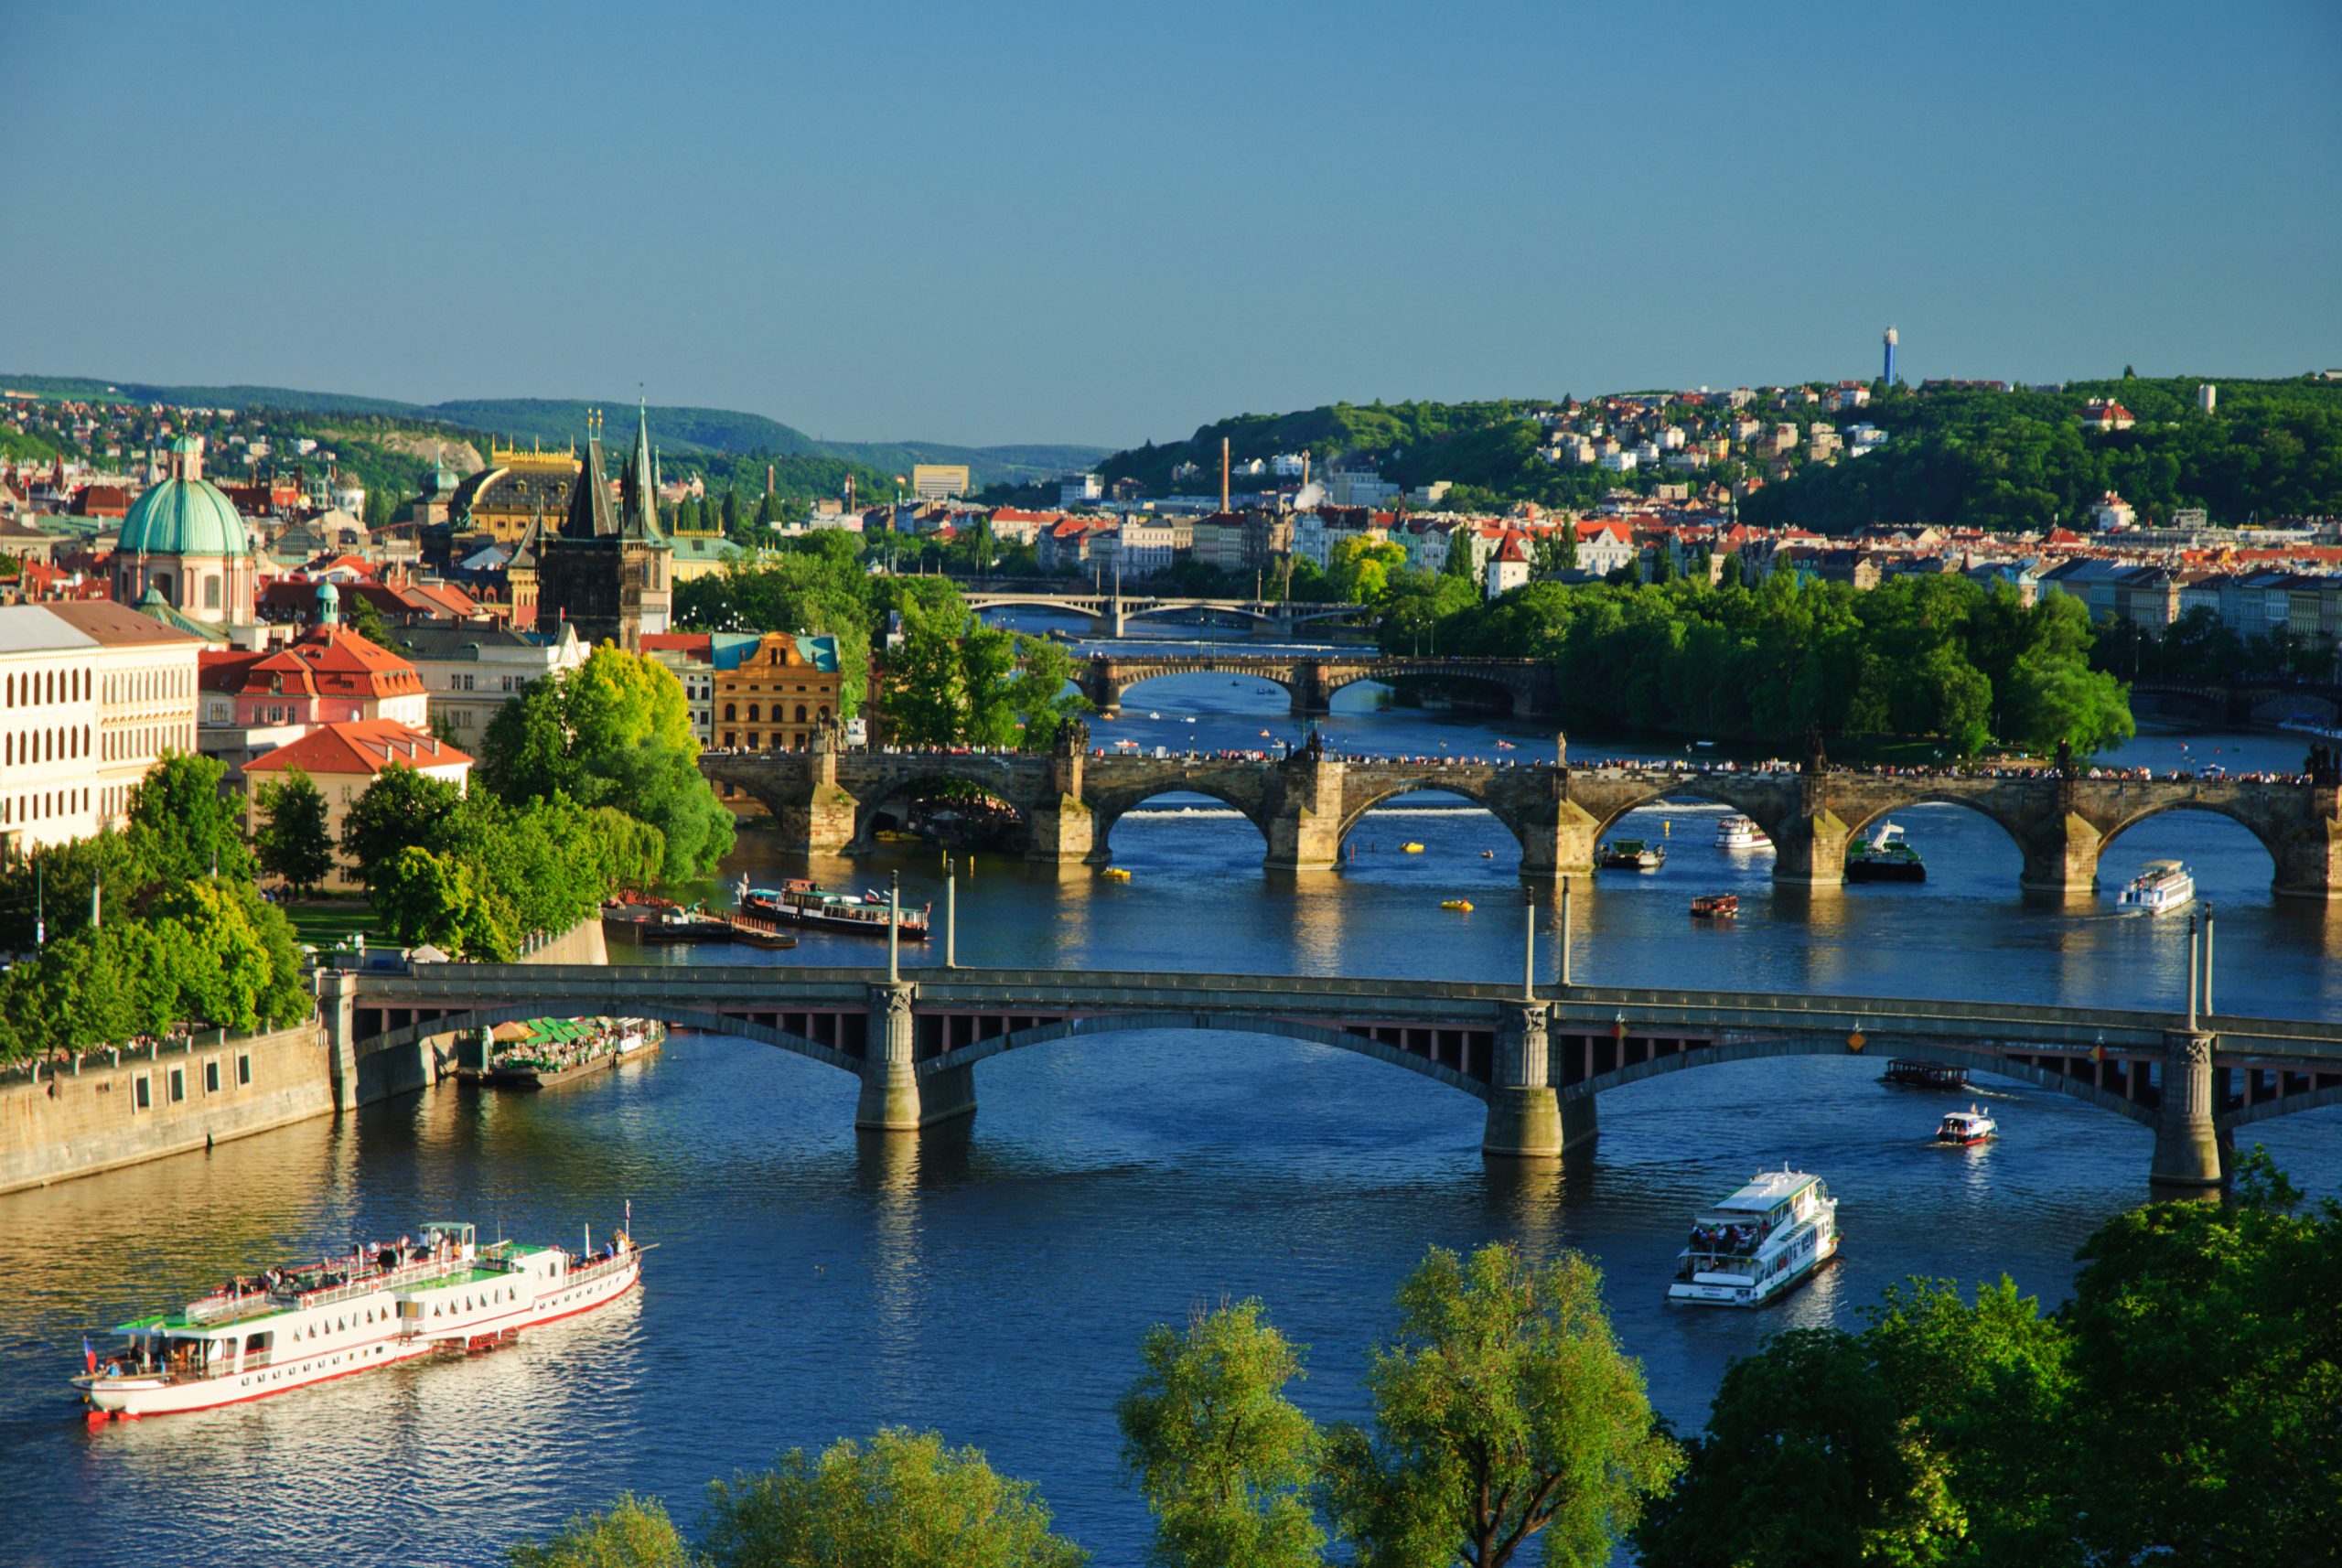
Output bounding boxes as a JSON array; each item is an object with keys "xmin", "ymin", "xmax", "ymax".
[
  {"xmin": 1026, "ymin": 727, "xmax": 1095, "ymax": 865},
  {"xmin": 1483, "ymin": 1001, "xmax": 1589, "ymax": 1159},
  {"xmin": 1264, "ymin": 747, "xmax": 1344, "ymax": 872},
  {"xmin": 2272, "ymin": 813, "xmax": 2342, "ymax": 901},
  {"xmin": 2150, "ymin": 1029, "xmax": 2223, "ymax": 1198},
  {"xmin": 856, "ymin": 982, "xmax": 976, "ymax": 1131},
  {"xmin": 318, "ymin": 971, "xmax": 360, "ymax": 1112},
  {"xmin": 1772, "ymin": 810, "xmax": 1851, "ymax": 888},
  {"xmin": 1519, "ymin": 800, "xmax": 1599, "ymax": 882},
  {"xmin": 2019, "ymin": 812, "xmax": 2104, "ymax": 898}
]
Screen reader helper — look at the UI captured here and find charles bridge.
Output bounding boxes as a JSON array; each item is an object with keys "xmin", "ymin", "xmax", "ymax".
[
  {"xmin": 702, "ymin": 732, "xmax": 2342, "ymax": 899},
  {"xmin": 323, "ymin": 959, "xmax": 2342, "ymax": 1194}
]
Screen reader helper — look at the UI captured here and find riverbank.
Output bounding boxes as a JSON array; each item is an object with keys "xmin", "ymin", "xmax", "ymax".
[{"xmin": 0, "ymin": 917, "xmax": 611, "ymax": 1197}]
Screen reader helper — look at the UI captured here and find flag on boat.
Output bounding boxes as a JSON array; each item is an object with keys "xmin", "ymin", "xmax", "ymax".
[
  {"xmin": 83, "ymin": 1337, "xmax": 96, "ymax": 1374},
  {"xmin": 865, "ymin": 888, "xmax": 885, "ymax": 905}
]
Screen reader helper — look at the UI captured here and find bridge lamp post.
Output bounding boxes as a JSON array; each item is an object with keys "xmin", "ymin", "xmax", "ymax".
[
  {"xmin": 1559, "ymin": 875, "xmax": 1574, "ymax": 990},
  {"xmin": 888, "ymin": 874, "xmax": 901, "ymax": 985},
  {"xmin": 2201, "ymin": 903, "xmax": 2214, "ymax": 1015},
  {"xmin": 945, "ymin": 857, "xmax": 958, "ymax": 970}
]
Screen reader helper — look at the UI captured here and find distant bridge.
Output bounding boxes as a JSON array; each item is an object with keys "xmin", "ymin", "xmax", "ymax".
[
  {"xmin": 702, "ymin": 735, "xmax": 2342, "ymax": 899},
  {"xmin": 964, "ymin": 588, "xmax": 1371, "ymax": 637},
  {"xmin": 2130, "ymin": 678, "xmax": 2342, "ymax": 727},
  {"xmin": 323, "ymin": 962, "xmax": 2342, "ymax": 1193},
  {"xmin": 1078, "ymin": 654, "xmax": 1557, "ymax": 717}
]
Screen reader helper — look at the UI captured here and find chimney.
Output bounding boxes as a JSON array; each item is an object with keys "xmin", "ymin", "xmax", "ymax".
[{"xmin": 1220, "ymin": 437, "xmax": 1230, "ymax": 512}]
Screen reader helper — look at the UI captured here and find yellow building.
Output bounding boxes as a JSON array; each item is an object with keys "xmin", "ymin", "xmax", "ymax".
[
  {"xmin": 912, "ymin": 464, "xmax": 971, "ymax": 502},
  {"xmin": 714, "ymin": 633, "xmax": 842, "ymax": 752}
]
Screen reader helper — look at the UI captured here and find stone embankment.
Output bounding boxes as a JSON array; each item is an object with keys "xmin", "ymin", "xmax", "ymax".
[{"xmin": 0, "ymin": 918, "xmax": 610, "ymax": 1196}]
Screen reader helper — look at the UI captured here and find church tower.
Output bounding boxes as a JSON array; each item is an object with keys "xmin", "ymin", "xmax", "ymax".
[{"xmin": 532, "ymin": 403, "xmax": 674, "ymax": 651}]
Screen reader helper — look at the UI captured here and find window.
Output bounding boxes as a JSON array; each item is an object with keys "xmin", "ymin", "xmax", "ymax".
[
  {"xmin": 237, "ymin": 1054, "xmax": 251, "ymax": 1086},
  {"xmin": 747, "ymin": 703, "xmax": 759, "ymax": 722},
  {"xmin": 723, "ymin": 703, "xmax": 736, "ymax": 722},
  {"xmin": 795, "ymin": 704, "xmax": 808, "ymax": 723},
  {"xmin": 134, "ymin": 1074, "xmax": 151, "ymax": 1112},
  {"xmin": 168, "ymin": 1068, "xmax": 185, "ymax": 1103},
  {"xmin": 204, "ymin": 1060, "xmax": 220, "ymax": 1094}
]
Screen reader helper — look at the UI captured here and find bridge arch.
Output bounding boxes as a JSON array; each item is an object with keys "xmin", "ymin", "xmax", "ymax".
[
  {"xmin": 354, "ymin": 1003, "xmax": 862, "ymax": 1076},
  {"xmin": 2223, "ymin": 1080, "xmax": 2342, "ymax": 1133},
  {"xmin": 1339, "ymin": 777, "xmax": 1537, "ymax": 855},
  {"xmin": 1837, "ymin": 792, "xmax": 2039, "ymax": 864},
  {"xmin": 921, "ymin": 1012, "xmax": 1491, "ymax": 1101},
  {"xmin": 1318, "ymin": 662, "xmax": 1532, "ymax": 716},
  {"xmin": 1581, "ymin": 780, "xmax": 1800, "ymax": 848},
  {"xmin": 1561, "ymin": 1033, "xmax": 2158, "ymax": 1128},
  {"xmin": 1085, "ymin": 779, "xmax": 1273, "ymax": 854},
  {"xmin": 848, "ymin": 768, "xmax": 1037, "ymax": 850},
  {"xmin": 1120, "ymin": 599, "xmax": 1282, "ymax": 629},
  {"xmin": 2098, "ymin": 798, "xmax": 2282, "ymax": 868}
]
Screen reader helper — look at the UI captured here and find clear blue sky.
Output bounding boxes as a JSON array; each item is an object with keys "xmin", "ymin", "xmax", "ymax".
[{"xmin": 3, "ymin": 0, "xmax": 2336, "ymax": 449}]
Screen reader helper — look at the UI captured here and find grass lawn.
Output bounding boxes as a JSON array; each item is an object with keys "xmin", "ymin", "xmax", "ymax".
[{"xmin": 283, "ymin": 903, "xmax": 394, "ymax": 950}]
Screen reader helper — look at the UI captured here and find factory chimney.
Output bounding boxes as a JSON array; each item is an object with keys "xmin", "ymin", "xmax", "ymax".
[{"xmin": 1220, "ymin": 437, "xmax": 1230, "ymax": 512}]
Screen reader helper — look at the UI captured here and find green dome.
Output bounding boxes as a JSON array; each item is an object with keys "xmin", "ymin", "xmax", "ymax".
[{"xmin": 119, "ymin": 475, "xmax": 250, "ymax": 558}]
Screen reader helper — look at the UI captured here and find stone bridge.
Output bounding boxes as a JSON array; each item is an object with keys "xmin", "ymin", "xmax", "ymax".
[
  {"xmin": 702, "ymin": 735, "xmax": 2342, "ymax": 898},
  {"xmin": 1078, "ymin": 653, "xmax": 1557, "ymax": 718},
  {"xmin": 2131, "ymin": 678, "xmax": 2342, "ymax": 728},
  {"xmin": 320, "ymin": 962, "xmax": 2342, "ymax": 1194},
  {"xmin": 965, "ymin": 588, "xmax": 1371, "ymax": 637}
]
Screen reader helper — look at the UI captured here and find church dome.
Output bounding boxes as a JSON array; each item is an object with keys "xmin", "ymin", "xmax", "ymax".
[{"xmin": 120, "ymin": 471, "xmax": 251, "ymax": 559}]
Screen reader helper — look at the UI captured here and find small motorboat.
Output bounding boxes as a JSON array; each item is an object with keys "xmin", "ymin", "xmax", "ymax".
[
  {"xmin": 1440, "ymin": 898, "xmax": 1474, "ymax": 911},
  {"xmin": 2115, "ymin": 859, "xmax": 2195, "ymax": 915},
  {"xmin": 1935, "ymin": 1105, "xmax": 1997, "ymax": 1145},
  {"xmin": 1101, "ymin": 866, "xmax": 1132, "ymax": 881},
  {"xmin": 1596, "ymin": 838, "xmax": 1666, "ymax": 871},
  {"xmin": 1480, "ymin": 849, "xmax": 1496, "ymax": 859},
  {"xmin": 1401, "ymin": 842, "xmax": 1425, "ymax": 854},
  {"xmin": 1690, "ymin": 894, "xmax": 1738, "ymax": 918},
  {"xmin": 1715, "ymin": 814, "xmax": 1772, "ymax": 852}
]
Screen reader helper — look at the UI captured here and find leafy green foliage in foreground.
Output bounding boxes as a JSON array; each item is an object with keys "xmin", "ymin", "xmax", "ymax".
[
  {"xmin": 1377, "ymin": 570, "xmax": 2133, "ymax": 755},
  {"xmin": 1637, "ymin": 1150, "xmax": 2342, "ymax": 1568},
  {"xmin": 0, "ymin": 756, "xmax": 309, "ymax": 1058}
]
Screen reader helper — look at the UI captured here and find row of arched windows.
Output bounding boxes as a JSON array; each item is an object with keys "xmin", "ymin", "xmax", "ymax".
[
  {"xmin": 5, "ymin": 726, "xmax": 90, "ymax": 766},
  {"xmin": 5, "ymin": 665, "xmax": 194, "ymax": 708},
  {"xmin": 6, "ymin": 668, "xmax": 83, "ymax": 708},
  {"xmin": 103, "ymin": 669, "xmax": 191, "ymax": 703},
  {"xmin": 4, "ymin": 786, "xmax": 87, "ymax": 825}
]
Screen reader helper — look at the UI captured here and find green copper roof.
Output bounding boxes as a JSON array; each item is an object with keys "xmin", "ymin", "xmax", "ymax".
[{"xmin": 119, "ymin": 475, "xmax": 251, "ymax": 559}]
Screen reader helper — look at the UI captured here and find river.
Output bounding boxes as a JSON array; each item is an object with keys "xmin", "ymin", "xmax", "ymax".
[{"xmin": 4, "ymin": 622, "xmax": 2337, "ymax": 1566}]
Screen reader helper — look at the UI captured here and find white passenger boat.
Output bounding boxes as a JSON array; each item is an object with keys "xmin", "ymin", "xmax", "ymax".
[
  {"xmin": 70, "ymin": 1219, "xmax": 641, "ymax": 1419},
  {"xmin": 2115, "ymin": 859, "xmax": 2195, "ymax": 915},
  {"xmin": 1715, "ymin": 814, "xmax": 1772, "ymax": 851},
  {"xmin": 1668, "ymin": 1169, "xmax": 1839, "ymax": 1308},
  {"xmin": 1935, "ymin": 1105, "xmax": 1997, "ymax": 1145}
]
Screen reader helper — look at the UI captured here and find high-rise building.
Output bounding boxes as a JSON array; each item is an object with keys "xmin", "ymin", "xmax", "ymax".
[
  {"xmin": 911, "ymin": 464, "xmax": 971, "ymax": 501},
  {"xmin": 1883, "ymin": 327, "xmax": 1899, "ymax": 385}
]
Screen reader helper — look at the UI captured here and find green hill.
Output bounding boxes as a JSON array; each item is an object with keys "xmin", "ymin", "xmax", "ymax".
[{"xmin": 0, "ymin": 373, "xmax": 1107, "ymax": 488}]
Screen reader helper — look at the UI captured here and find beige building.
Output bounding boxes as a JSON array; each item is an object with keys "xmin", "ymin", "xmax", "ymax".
[
  {"xmin": 0, "ymin": 602, "xmax": 202, "ymax": 854},
  {"xmin": 912, "ymin": 464, "xmax": 972, "ymax": 502},
  {"xmin": 241, "ymin": 720, "xmax": 472, "ymax": 892}
]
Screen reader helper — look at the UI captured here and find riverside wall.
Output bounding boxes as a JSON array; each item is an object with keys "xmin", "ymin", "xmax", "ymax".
[
  {"xmin": 0, "ymin": 1023, "xmax": 334, "ymax": 1197},
  {"xmin": 0, "ymin": 918, "xmax": 613, "ymax": 1196}
]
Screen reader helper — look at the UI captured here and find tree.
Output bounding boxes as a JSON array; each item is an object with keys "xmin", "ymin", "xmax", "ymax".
[
  {"xmin": 478, "ymin": 646, "xmax": 735, "ymax": 881},
  {"xmin": 374, "ymin": 845, "xmax": 510, "ymax": 959},
  {"xmin": 507, "ymin": 1493, "xmax": 693, "ymax": 1568},
  {"xmin": 701, "ymin": 1428, "xmax": 1089, "ymax": 1568},
  {"xmin": 146, "ymin": 879, "xmax": 309, "ymax": 1032},
  {"xmin": 125, "ymin": 752, "xmax": 252, "ymax": 885},
  {"xmin": 1324, "ymin": 1244, "xmax": 1680, "ymax": 1568},
  {"xmin": 1328, "ymin": 538, "xmax": 1407, "ymax": 604},
  {"xmin": 1634, "ymin": 1329, "xmax": 1966, "ymax": 1568},
  {"xmin": 339, "ymin": 764, "xmax": 464, "ymax": 890},
  {"xmin": 1119, "ymin": 1300, "xmax": 1326, "ymax": 1568},
  {"xmin": 346, "ymin": 591, "xmax": 397, "ymax": 647},
  {"xmin": 253, "ymin": 766, "xmax": 335, "ymax": 897}
]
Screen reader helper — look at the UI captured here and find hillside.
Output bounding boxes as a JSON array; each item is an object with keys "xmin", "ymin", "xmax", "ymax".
[
  {"xmin": 1095, "ymin": 377, "xmax": 2342, "ymax": 532},
  {"xmin": 0, "ymin": 373, "xmax": 1106, "ymax": 489}
]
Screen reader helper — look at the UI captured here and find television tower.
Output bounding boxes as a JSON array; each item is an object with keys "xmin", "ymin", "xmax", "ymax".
[{"xmin": 1883, "ymin": 326, "xmax": 1899, "ymax": 385}]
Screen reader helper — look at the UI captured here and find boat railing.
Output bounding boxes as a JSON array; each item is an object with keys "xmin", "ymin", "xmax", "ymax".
[
  {"xmin": 564, "ymin": 1247, "xmax": 639, "ymax": 1286},
  {"xmin": 295, "ymin": 1250, "xmax": 514, "ymax": 1310}
]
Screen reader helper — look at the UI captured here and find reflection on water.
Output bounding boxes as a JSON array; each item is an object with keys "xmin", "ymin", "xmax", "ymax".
[{"xmin": 3, "ymin": 678, "xmax": 2338, "ymax": 1567}]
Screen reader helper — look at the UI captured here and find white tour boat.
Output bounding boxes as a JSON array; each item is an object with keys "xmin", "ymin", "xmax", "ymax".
[
  {"xmin": 70, "ymin": 1219, "xmax": 641, "ymax": 1419},
  {"xmin": 2115, "ymin": 859, "xmax": 2195, "ymax": 915},
  {"xmin": 1935, "ymin": 1105, "xmax": 1997, "ymax": 1145},
  {"xmin": 1668, "ymin": 1169, "xmax": 1839, "ymax": 1308},
  {"xmin": 1715, "ymin": 814, "xmax": 1773, "ymax": 851}
]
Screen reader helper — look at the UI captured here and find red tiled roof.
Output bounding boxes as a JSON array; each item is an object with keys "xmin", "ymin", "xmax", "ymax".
[{"xmin": 244, "ymin": 719, "xmax": 471, "ymax": 778}]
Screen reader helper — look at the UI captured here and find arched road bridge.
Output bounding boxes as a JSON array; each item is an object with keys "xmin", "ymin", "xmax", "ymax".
[
  {"xmin": 321, "ymin": 962, "xmax": 2342, "ymax": 1195},
  {"xmin": 1079, "ymin": 653, "xmax": 1557, "ymax": 718},
  {"xmin": 702, "ymin": 734, "xmax": 2342, "ymax": 899},
  {"xmin": 964, "ymin": 588, "xmax": 1370, "ymax": 638}
]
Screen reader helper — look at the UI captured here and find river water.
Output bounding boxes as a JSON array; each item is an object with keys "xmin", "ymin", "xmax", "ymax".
[{"xmin": 4, "ymin": 625, "xmax": 2337, "ymax": 1567}]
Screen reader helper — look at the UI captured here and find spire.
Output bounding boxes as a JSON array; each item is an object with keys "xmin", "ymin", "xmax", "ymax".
[
  {"xmin": 621, "ymin": 397, "xmax": 665, "ymax": 542},
  {"xmin": 564, "ymin": 426, "xmax": 618, "ymax": 538}
]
